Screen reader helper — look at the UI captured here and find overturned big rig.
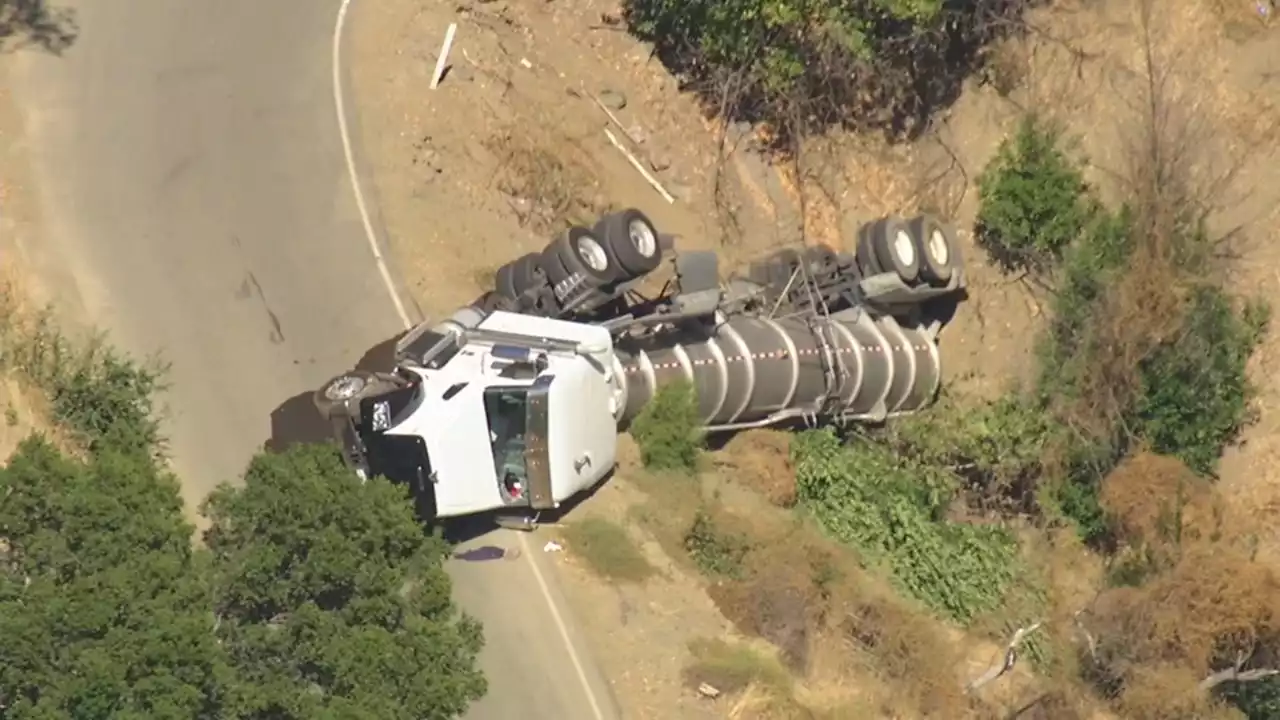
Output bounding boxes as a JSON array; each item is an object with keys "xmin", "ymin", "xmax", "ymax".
[{"xmin": 313, "ymin": 208, "xmax": 965, "ymax": 528}]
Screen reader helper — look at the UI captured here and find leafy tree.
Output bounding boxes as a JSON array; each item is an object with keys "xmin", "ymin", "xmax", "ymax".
[
  {"xmin": 976, "ymin": 114, "xmax": 1094, "ymax": 274},
  {"xmin": 622, "ymin": 0, "xmax": 1032, "ymax": 139},
  {"xmin": 0, "ymin": 437, "xmax": 228, "ymax": 719},
  {"xmin": 202, "ymin": 444, "xmax": 486, "ymax": 720}
]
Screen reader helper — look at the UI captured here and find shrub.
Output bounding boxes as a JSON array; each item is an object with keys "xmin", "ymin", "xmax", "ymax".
[
  {"xmin": 889, "ymin": 392, "xmax": 1057, "ymax": 512},
  {"xmin": 684, "ymin": 508, "xmax": 753, "ymax": 579},
  {"xmin": 1131, "ymin": 287, "xmax": 1268, "ymax": 475},
  {"xmin": 0, "ymin": 310, "xmax": 166, "ymax": 456},
  {"xmin": 629, "ymin": 379, "xmax": 704, "ymax": 472},
  {"xmin": 792, "ymin": 429, "xmax": 1021, "ymax": 624},
  {"xmin": 622, "ymin": 0, "xmax": 1034, "ymax": 140},
  {"xmin": 976, "ymin": 114, "xmax": 1094, "ymax": 273}
]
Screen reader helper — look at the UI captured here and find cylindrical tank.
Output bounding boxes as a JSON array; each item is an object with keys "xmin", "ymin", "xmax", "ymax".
[{"xmin": 612, "ymin": 309, "xmax": 941, "ymax": 428}]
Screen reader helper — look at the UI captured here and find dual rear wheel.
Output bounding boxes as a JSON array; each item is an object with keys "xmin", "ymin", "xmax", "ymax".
[
  {"xmin": 492, "ymin": 208, "xmax": 664, "ymax": 306},
  {"xmin": 856, "ymin": 213, "xmax": 959, "ymax": 287}
]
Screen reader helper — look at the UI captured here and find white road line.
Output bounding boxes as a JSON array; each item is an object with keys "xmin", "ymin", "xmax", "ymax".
[
  {"xmin": 331, "ymin": 4, "xmax": 606, "ymax": 719},
  {"xmin": 332, "ymin": 0, "xmax": 412, "ymax": 330}
]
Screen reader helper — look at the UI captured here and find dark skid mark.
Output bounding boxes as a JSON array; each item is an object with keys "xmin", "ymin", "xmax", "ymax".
[{"xmin": 245, "ymin": 270, "xmax": 285, "ymax": 345}]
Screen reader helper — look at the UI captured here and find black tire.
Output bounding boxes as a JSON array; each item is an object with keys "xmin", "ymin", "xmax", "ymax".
[
  {"xmin": 908, "ymin": 214, "xmax": 957, "ymax": 286},
  {"xmin": 856, "ymin": 225, "xmax": 885, "ymax": 276},
  {"xmin": 868, "ymin": 216, "xmax": 920, "ymax": 284},
  {"xmin": 479, "ymin": 290, "xmax": 516, "ymax": 313},
  {"xmin": 551, "ymin": 225, "xmax": 618, "ymax": 284},
  {"xmin": 540, "ymin": 242, "xmax": 571, "ymax": 288},
  {"xmin": 494, "ymin": 262, "xmax": 520, "ymax": 299},
  {"xmin": 511, "ymin": 253, "xmax": 546, "ymax": 296},
  {"xmin": 595, "ymin": 208, "xmax": 663, "ymax": 279},
  {"xmin": 314, "ymin": 370, "xmax": 385, "ymax": 421}
]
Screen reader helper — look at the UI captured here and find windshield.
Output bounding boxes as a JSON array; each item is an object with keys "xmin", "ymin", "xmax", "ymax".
[{"xmin": 483, "ymin": 387, "xmax": 529, "ymax": 500}]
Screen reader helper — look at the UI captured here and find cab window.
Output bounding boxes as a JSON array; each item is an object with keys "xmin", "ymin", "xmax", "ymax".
[{"xmin": 482, "ymin": 387, "xmax": 529, "ymax": 500}]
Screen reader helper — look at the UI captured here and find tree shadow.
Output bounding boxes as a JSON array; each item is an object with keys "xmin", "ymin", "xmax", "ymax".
[{"xmin": 1, "ymin": 0, "xmax": 79, "ymax": 55}]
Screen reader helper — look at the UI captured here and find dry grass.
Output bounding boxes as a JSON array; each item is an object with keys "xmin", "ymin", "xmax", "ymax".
[
  {"xmin": 1081, "ymin": 451, "xmax": 1280, "ymax": 717},
  {"xmin": 560, "ymin": 516, "xmax": 656, "ymax": 584},
  {"xmin": 712, "ymin": 430, "xmax": 796, "ymax": 508}
]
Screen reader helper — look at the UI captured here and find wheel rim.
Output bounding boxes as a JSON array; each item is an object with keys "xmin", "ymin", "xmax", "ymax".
[
  {"xmin": 628, "ymin": 219, "xmax": 657, "ymax": 258},
  {"xmin": 893, "ymin": 228, "xmax": 916, "ymax": 267},
  {"xmin": 577, "ymin": 235, "xmax": 610, "ymax": 272},
  {"xmin": 928, "ymin": 228, "xmax": 949, "ymax": 265},
  {"xmin": 324, "ymin": 375, "xmax": 366, "ymax": 401}
]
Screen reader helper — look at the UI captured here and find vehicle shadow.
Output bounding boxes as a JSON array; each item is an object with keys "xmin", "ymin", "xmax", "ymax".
[
  {"xmin": 265, "ymin": 390, "xmax": 330, "ymax": 453},
  {"xmin": 439, "ymin": 469, "xmax": 617, "ymax": 546},
  {"xmin": 265, "ymin": 330, "xmax": 408, "ymax": 453}
]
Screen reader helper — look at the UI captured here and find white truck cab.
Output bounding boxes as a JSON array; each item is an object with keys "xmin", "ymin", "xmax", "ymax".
[{"xmin": 315, "ymin": 311, "xmax": 620, "ymax": 521}]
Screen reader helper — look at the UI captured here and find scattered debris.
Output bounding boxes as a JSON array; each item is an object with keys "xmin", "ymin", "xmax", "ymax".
[
  {"xmin": 544, "ymin": 540, "xmax": 564, "ymax": 553},
  {"xmin": 590, "ymin": 92, "xmax": 644, "ymax": 148},
  {"xmin": 597, "ymin": 88, "xmax": 627, "ymax": 110},
  {"xmin": 429, "ymin": 22, "xmax": 459, "ymax": 90},
  {"xmin": 604, "ymin": 128, "xmax": 676, "ymax": 204}
]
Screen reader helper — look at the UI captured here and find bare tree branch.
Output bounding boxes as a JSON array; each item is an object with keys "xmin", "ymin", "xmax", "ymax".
[
  {"xmin": 965, "ymin": 621, "xmax": 1043, "ymax": 693},
  {"xmin": 1199, "ymin": 650, "xmax": 1280, "ymax": 692}
]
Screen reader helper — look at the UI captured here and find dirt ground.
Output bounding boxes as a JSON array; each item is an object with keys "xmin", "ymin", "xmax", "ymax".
[{"xmin": 345, "ymin": 0, "xmax": 1280, "ymax": 715}]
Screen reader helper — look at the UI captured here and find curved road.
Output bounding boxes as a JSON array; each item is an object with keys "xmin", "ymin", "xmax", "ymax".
[{"xmin": 9, "ymin": 2, "xmax": 616, "ymax": 718}]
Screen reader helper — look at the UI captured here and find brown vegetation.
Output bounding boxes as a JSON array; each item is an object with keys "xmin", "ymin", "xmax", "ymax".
[{"xmin": 1081, "ymin": 450, "xmax": 1280, "ymax": 718}]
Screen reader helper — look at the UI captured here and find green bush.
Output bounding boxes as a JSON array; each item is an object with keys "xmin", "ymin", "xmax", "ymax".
[
  {"xmin": 0, "ymin": 310, "xmax": 166, "ymax": 455},
  {"xmin": 1221, "ymin": 677, "xmax": 1280, "ymax": 720},
  {"xmin": 977, "ymin": 115, "xmax": 1094, "ymax": 273},
  {"xmin": 1132, "ymin": 287, "xmax": 1268, "ymax": 475},
  {"xmin": 792, "ymin": 429, "xmax": 1020, "ymax": 623},
  {"xmin": 629, "ymin": 379, "xmax": 704, "ymax": 472},
  {"xmin": 889, "ymin": 392, "xmax": 1057, "ymax": 509},
  {"xmin": 622, "ymin": 0, "xmax": 1032, "ymax": 139},
  {"xmin": 684, "ymin": 509, "xmax": 754, "ymax": 579}
]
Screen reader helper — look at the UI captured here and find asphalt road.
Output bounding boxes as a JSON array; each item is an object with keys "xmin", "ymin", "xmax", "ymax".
[{"xmin": 8, "ymin": 2, "xmax": 616, "ymax": 718}]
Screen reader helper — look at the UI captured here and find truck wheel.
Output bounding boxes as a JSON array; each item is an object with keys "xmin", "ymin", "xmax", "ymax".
[
  {"xmin": 869, "ymin": 217, "xmax": 920, "ymax": 284},
  {"xmin": 478, "ymin": 290, "xmax": 516, "ymax": 313},
  {"xmin": 494, "ymin": 262, "xmax": 520, "ymax": 300},
  {"xmin": 552, "ymin": 225, "xmax": 618, "ymax": 284},
  {"xmin": 314, "ymin": 370, "xmax": 384, "ymax": 421},
  {"xmin": 511, "ymin": 253, "xmax": 546, "ymax": 296},
  {"xmin": 908, "ymin": 214, "xmax": 957, "ymax": 286},
  {"xmin": 855, "ymin": 225, "xmax": 885, "ymax": 276},
  {"xmin": 596, "ymin": 209, "xmax": 662, "ymax": 280},
  {"xmin": 540, "ymin": 242, "xmax": 571, "ymax": 288}
]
